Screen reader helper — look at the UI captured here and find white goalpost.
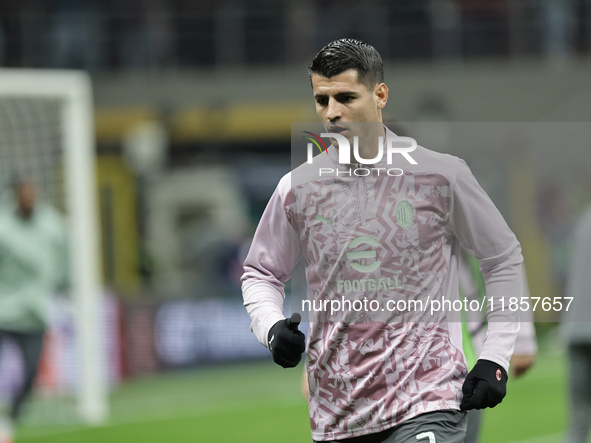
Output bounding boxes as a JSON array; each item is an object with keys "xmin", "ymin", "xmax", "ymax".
[{"xmin": 0, "ymin": 69, "xmax": 107, "ymax": 424}]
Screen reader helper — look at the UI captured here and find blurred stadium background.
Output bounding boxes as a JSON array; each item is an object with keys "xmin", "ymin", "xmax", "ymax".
[{"xmin": 0, "ymin": 0, "xmax": 590, "ymax": 441}]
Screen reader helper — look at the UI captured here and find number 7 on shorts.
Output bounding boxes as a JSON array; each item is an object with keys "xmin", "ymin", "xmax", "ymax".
[{"xmin": 416, "ymin": 431, "xmax": 436, "ymax": 443}]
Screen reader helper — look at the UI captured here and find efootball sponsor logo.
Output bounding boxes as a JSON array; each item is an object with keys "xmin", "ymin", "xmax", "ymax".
[
  {"xmin": 303, "ymin": 131, "xmax": 418, "ymax": 177},
  {"xmin": 346, "ymin": 235, "xmax": 381, "ymax": 272},
  {"xmin": 339, "ymin": 235, "xmax": 406, "ymax": 293}
]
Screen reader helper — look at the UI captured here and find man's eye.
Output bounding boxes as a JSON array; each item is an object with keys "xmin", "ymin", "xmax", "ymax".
[
  {"xmin": 316, "ymin": 98, "xmax": 328, "ymax": 106},
  {"xmin": 339, "ymin": 96, "xmax": 353, "ymax": 103}
]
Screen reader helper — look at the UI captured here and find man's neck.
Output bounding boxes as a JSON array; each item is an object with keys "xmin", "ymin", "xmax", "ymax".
[{"xmin": 355, "ymin": 125, "xmax": 385, "ymax": 162}]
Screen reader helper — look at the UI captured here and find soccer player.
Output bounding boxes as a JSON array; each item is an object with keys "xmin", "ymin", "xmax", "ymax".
[
  {"xmin": 0, "ymin": 177, "xmax": 68, "ymax": 443},
  {"xmin": 242, "ymin": 39, "xmax": 524, "ymax": 442}
]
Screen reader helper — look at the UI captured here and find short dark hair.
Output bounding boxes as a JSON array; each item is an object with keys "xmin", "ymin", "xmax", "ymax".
[{"xmin": 308, "ymin": 38, "xmax": 384, "ymax": 89}]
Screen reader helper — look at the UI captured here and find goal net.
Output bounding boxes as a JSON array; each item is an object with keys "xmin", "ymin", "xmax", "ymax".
[{"xmin": 0, "ymin": 69, "xmax": 107, "ymax": 425}]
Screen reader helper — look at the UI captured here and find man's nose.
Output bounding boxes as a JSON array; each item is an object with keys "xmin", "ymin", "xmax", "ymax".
[{"xmin": 326, "ymin": 98, "xmax": 342, "ymax": 121}]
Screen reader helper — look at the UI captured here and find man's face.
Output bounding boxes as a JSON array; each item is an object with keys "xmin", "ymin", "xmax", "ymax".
[
  {"xmin": 15, "ymin": 182, "xmax": 36, "ymax": 219},
  {"xmin": 311, "ymin": 69, "xmax": 388, "ymax": 142}
]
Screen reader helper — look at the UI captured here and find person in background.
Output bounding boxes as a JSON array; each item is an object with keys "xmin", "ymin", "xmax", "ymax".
[
  {"xmin": 562, "ymin": 205, "xmax": 591, "ymax": 443},
  {"xmin": 0, "ymin": 177, "xmax": 68, "ymax": 443}
]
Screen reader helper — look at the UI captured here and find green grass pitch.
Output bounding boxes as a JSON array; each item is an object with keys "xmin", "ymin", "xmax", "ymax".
[{"xmin": 16, "ymin": 339, "xmax": 569, "ymax": 443}]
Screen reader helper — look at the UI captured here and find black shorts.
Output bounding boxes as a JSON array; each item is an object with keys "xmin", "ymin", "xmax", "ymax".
[{"xmin": 313, "ymin": 410, "xmax": 467, "ymax": 443}]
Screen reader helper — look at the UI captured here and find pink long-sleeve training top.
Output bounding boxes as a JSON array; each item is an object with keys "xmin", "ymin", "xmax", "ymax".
[{"xmin": 242, "ymin": 127, "xmax": 523, "ymax": 441}]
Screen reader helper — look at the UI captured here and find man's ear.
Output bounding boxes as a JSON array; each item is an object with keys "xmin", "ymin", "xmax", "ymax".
[{"xmin": 375, "ymin": 83, "xmax": 389, "ymax": 110}]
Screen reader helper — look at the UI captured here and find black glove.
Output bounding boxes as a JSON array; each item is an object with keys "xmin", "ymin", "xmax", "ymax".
[
  {"xmin": 268, "ymin": 313, "xmax": 305, "ymax": 368},
  {"xmin": 460, "ymin": 359, "xmax": 508, "ymax": 410}
]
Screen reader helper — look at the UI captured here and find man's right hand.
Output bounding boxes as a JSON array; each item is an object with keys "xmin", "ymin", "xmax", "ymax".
[{"xmin": 268, "ymin": 313, "xmax": 305, "ymax": 368}]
